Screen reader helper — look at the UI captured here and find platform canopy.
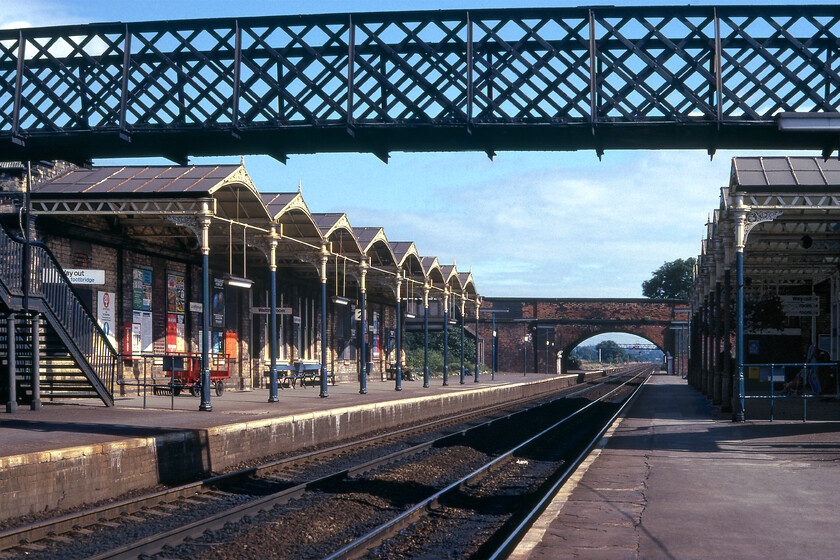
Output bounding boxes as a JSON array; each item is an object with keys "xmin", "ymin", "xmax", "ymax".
[
  {"xmin": 11, "ymin": 160, "xmax": 477, "ymax": 299},
  {"xmin": 694, "ymin": 156, "xmax": 840, "ymax": 307}
]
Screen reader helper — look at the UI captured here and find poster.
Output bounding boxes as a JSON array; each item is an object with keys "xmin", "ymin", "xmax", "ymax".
[
  {"xmin": 132, "ymin": 310, "xmax": 153, "ymax": 354},
  {"xmin": 166, "ymin": 313, "xmax": 185, "ymax": 353},
  {"xmin": 96, "ymin": 291, "xmax": 117, "ymax": 348},
  {"xmin": 131, "ymin": 323, "xmax": 142, "ymax": 357},
  {"xmin": 212, "ymin": 277, "xmax": 225, "ymax": 328},
  {"xmin": 132, "ymin": 268, "xmax": 152, "ymax": 311},
  {"xmin": 372, "ymin": 311, "xmax": 380, "ymax": 358},
  {"xmin": 167, "ymin": 273, "xmax": 185, "ymax": 314},
  {"xmin": 212, "ymin": 331, "xmax": 224, "ymax": 355}
]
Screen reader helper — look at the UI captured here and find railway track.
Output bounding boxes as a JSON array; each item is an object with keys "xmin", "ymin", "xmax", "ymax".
[{"xmin": 0, "ymin": 364, "xmax": 652, "ymax": 559}]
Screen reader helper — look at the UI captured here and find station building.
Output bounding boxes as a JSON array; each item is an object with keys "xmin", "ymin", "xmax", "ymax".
[
  {"xmin": 691, "ymin": 156, "xmax": 840, "ymax": 420},
  {"xmin": 0, "ymin": 160, "xmax": 480, "ymax": 410}
]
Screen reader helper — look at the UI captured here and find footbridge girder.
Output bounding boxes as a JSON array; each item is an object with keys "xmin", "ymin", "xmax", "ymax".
[{"xmin": 2, "ymin": 5, "xmax": 840, "ymax": 162}]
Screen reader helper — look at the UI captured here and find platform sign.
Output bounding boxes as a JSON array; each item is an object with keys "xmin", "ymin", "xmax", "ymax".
[
  {"xmin": 780, "ymin": 295, "xmax": 820, "ymax": 317},
  {"xmin": 43, "ymin": 269, "xmax": 105, "ymax": 285},
  {"xmin": 96, "ymin": 291, "xmax": 117, "ymax": 348},
  {"xmin": 250, "ymin": 307, "xmax": 293, "ymax": 315}
]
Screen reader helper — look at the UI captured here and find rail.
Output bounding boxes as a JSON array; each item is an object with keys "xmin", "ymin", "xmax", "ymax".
[
  {"xmin": 325, "ymin": 365, "xmax": 652, "ymax": 559},
  {"xmin": 0, "ymin": 221, "xmax": 117, "ymax": 404},
  {"xmin": 741, "ymin": 361, "xmax": 840, "ymax": 422}
]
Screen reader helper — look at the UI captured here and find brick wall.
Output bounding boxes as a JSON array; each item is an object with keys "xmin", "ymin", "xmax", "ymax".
[{"xmin": 480, "ymin": 298, "xmax": 686, "ymax": 373}]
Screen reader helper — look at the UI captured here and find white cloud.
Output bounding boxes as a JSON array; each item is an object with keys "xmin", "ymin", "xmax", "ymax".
[
  {"xmin": 0, "ymin": 0, "xmax": 81, "ymax": 29},
  {"xmin": 341, "ymin": 150, "xmax": 732, "ymax": 298}
]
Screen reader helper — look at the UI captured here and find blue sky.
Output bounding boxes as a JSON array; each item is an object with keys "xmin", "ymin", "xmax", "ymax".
[{"xmin": 2, "ymin": 0, "xmax": 831, "ymax": 312}]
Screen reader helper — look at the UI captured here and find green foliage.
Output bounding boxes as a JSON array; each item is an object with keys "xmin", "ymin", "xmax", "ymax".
[
  {"xmin": 642, "ymin": 258, "xmax": 695, "ymax": 300},
  {"xmin": 596, "ymin": 340, "xmax": 628, "ymax": 363},
  {"xmin": 404, "ymin": 328, "xmax": 487, "ymax": 376},
  {"xmin": 571, "ymin": 345, "xmax": 598, "ymax": 362}
]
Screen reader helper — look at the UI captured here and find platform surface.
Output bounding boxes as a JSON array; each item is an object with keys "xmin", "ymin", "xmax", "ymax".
[
  {"xmin": 0, "ymin": 371, "xmax": 544, "ymax": 458},
  {"xmin": 511, "ymin": 374, "xmax": 840, "ymax": 560}
]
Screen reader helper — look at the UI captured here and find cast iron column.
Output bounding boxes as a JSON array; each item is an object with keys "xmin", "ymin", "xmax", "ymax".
[
  {"xmin": 491, "ymin": 314, "xmax": 496, "ymax": 380},
  {"xmin": 320, "ymin": 242, "xmax": 329, "ymax": 398},
  {"xmin": 359, "ymin": 258, "xmax": 368, "ymax": 394},
  {"xmin": 443, "ymin": 289, "xmax": 449, "ymax": 386},
  {"xmin": 30, "ymin": 313, "xmax": 40, "ymax": 410},
  {"xmin": 268, "ymin": 226, "xmax": 278, "ymax": 403},
  {"xmin": 474, "ymin": 298, "xmax": 480, "ymax": 382},
  {"xmin": 6, "ymin": 314, "xmax": 16, "ymax": 413},
  {"xmin": 395, "ymin": 272, "xmax": 402, "ymax": 392},
  {"xmin": 199, "ymin": 212, "xmax": 212, "ymax": 412},
  {"xmin": 423, "ymin": 283, "xmax": 430, "ymax": 388},
  {"xmin": 734, "ymin": 204, "xmax": 746, "ymax": 422},
  {"xmin": 722, "ymin": 267, "xmax": 732, "ymax": 411},
  {"xmin": 713, "ymin": 281, "xmax": 723, "ymax": 405}
]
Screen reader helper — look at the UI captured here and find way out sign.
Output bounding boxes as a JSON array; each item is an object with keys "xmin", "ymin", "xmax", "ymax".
[{"xmin": 780, "ymin": 295, "xmax": 820, "ymax": 317}]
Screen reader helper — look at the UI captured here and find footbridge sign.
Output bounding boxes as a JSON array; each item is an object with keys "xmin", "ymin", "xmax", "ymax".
[{"xmin": 2, "ymin": 5, "xmax": 840, "ymax": 163}]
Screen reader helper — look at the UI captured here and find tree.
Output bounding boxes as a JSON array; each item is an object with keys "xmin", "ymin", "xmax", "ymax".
[
  {"xmin": 595, "ymin": 340, "xmax": 627, "ymax": 363},
  {"xmin": 642, "ymin": 258, "xmax": 695, "ymax": 300}
]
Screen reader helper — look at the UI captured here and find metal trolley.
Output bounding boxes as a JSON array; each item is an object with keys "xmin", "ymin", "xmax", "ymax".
[{"xmin": 163, "ymin": 353, "xmax": 230, "ymax": 397}]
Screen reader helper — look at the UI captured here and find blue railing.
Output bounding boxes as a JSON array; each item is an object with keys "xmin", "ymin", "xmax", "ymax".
[{"xmin": 741, "ymin": 362, "xmax": 840, "ymax": 422}]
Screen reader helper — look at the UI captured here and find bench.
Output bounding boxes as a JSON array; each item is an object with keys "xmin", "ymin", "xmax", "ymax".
[
  {"xmin": 386, "ymin": 363, "xmax": 415, "ymax": 381},
  {"xmin": 265, "ymin": 362, "xmax": 331, "ymax": 389}
]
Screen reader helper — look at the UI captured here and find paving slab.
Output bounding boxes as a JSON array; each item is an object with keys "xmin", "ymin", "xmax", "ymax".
[{"xmin": 512, "ymin": 374, "xmax": 840, "ymax": 560}]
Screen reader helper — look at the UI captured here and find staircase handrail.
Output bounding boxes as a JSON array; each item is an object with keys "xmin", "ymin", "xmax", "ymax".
[{"xmin": 0, "ymin": 221, "xmax": 118, "ymax": 355}]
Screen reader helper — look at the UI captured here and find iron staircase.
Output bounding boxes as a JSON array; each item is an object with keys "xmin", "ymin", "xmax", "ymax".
[{"xmin": 0, "ymin": 222, "xmax": 116, "ymax": 406}]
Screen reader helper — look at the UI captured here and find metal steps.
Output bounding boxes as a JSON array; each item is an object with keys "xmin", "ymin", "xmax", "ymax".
[{"xmin": 0, "ymin": 222, "xmax": 116, "ymax": 406}]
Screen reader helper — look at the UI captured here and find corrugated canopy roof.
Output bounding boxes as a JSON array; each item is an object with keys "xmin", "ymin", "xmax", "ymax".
[
  {"xmin": 732, "ymin": 157, "xmax": 840, "ymax": 192},
  {"xmin": 35, "ymin": 165, "xmax": 240, "ymax": 196}
]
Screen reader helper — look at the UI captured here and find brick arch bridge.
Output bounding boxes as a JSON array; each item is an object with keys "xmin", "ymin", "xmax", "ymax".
[{"xmin": 479, "ymin": 298, "xmax": 689, "ymax": 374}]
